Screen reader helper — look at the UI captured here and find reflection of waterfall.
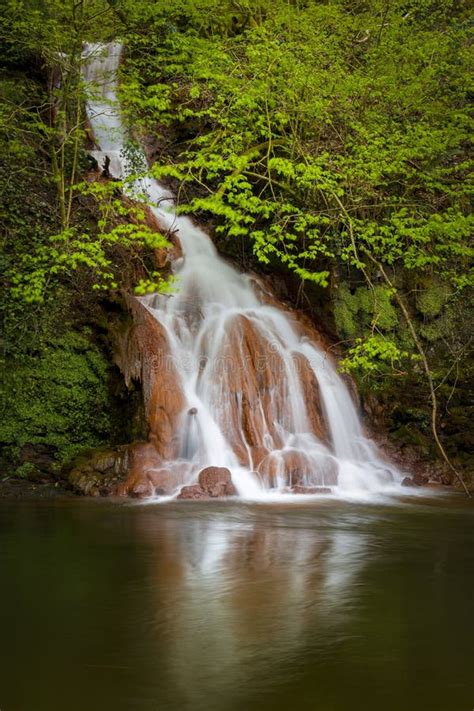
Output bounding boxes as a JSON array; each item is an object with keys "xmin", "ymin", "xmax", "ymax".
[
  {"xmin": 131, "ymin": 505, "xmax": 368, "ymax": 709},
  {"xmin": 83, "ymin": 42, "xmax": 402, "ymax": 499}
]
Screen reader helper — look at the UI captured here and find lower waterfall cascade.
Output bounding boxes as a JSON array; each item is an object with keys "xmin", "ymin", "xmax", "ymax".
[{"xmin": 83, "ymin": 41, "xmax": 404, "ymax": 500}]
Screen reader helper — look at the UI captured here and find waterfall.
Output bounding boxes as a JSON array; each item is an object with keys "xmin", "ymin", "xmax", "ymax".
[{"xmin": 82, "ymin": 42, "xmax": 402, "ymax": 499}]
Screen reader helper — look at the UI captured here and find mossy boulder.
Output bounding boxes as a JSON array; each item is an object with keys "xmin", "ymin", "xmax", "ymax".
[{"xmin": 68, "ymin": 446, "xmax": 131, "ymax": 497}]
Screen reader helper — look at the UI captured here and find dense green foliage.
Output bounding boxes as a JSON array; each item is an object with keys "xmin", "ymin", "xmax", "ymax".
[
  {"xmin": 0, "ymin": 84, "xmax": 116, "ymax": 471},
  {"xmin": 0, "ymin": 0, "xmax": 168, "ymax": 474},
  {"xmin": 121, "ymin": 1, "xmax": 471, "ymax": 323}
]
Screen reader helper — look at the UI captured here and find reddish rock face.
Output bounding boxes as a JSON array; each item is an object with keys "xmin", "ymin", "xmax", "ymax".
[
  {"xmin": 115, "ymin": 296, "xmax": 185, "ymax": 461},
  {"xmin": 292, "ymin": 352, "xmax": 329, "ymax": 443},
  {"xmin": 118, "ymin": 447, "xmax": 193, "ymax": 498},
  {"xmin": 258, "ymin": 450, "xmax": 309, "ymax": 488},
  {"xmin": 177, "ymin": 467, "xmax": 237, "ymax": 500},
  {"xmin": 146, "ymin": 468, "xmax": 181, "ymax": 496},
  {"xmin": 154, "ymin": 234, "xmax": 183, "ymax": 268},
  {"xmin": 200, "ymin": 312, "xmax": 333, "ymax": 472},
  {"xmin": 115, "ymin": 441, "xmax": 162, "ymax": 497},
  {"xmin": 209, "ymin": 313, "xmax": 286, "ymax": 468}
]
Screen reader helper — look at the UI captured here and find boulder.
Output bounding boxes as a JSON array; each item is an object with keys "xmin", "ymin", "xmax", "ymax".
[
  {"xmin": 413, "ymin": 472, "xmax": 429, "ymax": 486},
  {"xmin": 177, "ymin": 466, "xmax": 237, "ymax": 500},
  {"xmin": 402, "ymin": 473, "xmax": 429, "ymax": 488},
  {"xmin": 292, "ymin": 352, "xmax": 329, "ymax": 443},
  {"xmin": 177, "ymin": 484, "xmax": 208, "ymax": 500},
  {"xmin": 198, "ymin": 466, "xmax": 237, "ymax": 497},
  {"xmin": 128, "ymin": 480, "xmax": 155, "ymax": 499}
]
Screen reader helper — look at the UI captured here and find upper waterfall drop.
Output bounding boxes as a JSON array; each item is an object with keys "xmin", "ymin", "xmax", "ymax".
[{"xmin": 82, "ymin": 42, "xmax": 402, "ymax": 499}]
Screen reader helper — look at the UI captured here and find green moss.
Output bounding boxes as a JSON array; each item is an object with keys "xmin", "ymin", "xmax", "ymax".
[
  {"xmin": 334, "ymin": 283, "xmax": 398, "ymax": 339},
  {"xmin": 14, "ymin": 462, "xmax": 41, "ymax": 479},
  {"xmin": 333, "ymin": 283, "xmax": 358, "ymax": 338},
  {"xmin": 0, "ymin": 330, "xmax": 113, "ymax": 468},
  {"xmin": 391, "ymin": 424, "xmax": 431, "ymax": 452},
  {"xmin": 416, "ymin": 283, "xmax": 450, "ymax": 318},
  {"xmin": 370, "ymin": 286, "xmax": 398, "ymax": 331},
  {"xmin": 419, "ymin": 315, "xmax": 452, "ymax": 342}
]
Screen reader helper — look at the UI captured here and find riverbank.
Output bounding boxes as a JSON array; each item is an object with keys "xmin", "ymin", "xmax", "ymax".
[{"xmin": 0, "ymin": 475, "xmax": 73, "ymax": 499}]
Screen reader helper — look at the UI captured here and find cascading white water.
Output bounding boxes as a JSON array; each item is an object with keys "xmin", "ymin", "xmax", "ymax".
[{"xmin": 83, "ymin": 42, "xmax": 402, "ymax": 499}]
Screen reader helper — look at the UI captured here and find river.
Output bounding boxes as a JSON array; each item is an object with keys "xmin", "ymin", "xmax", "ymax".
[{"xmin": 0, "ymin": 494, "xmax": 472, "ymax": 710}]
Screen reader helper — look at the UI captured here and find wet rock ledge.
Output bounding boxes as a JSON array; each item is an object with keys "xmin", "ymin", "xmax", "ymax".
[{"xmin": 68, "ymin": 444, "xmax": 238, "ymax": 500}]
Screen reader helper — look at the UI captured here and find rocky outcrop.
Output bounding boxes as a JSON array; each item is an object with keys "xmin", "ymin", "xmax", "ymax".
[
  {"xmin": 401, "ymin": 472, "xmax": 429, "ymax": 488},
  {"xmin": 211, "ymin": 313, "xmax": 287, "ymax": 468},
  {"xmin": 374, "ymin": 433, "xmax": 452, "ymax": 486},
  {"xmin": 69, "ymin": 441, "xmax": 171, "ymax": 497},
  {"xmin": 116, "ymin": 442, "xmax": 165, "ymax": 497},
  {"xmin": 114, "ymin": 296, "xmax": 185, "ymax": 461},
  {"xmin": 69, "ymin": 452, "xmax": 238, "ymax": 500},
  {"xmin": 292, "ymin": 352, "xmax": 329, "ymax": 442},
  {"xmin": 177, "ymin": 467, "xmax": 237, "ymax": 500},
  {"xmin": 69, "ymin": 446, "xmax": 131, "ymax": 496}
]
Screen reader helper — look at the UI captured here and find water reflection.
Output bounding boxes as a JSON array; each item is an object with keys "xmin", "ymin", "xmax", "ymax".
[
  {"xmin": 1, "ymin": 498, "xmax": 472, "ymax": 711},
  {"xmin": 125, "ymin": 504, "xmax": 370, "ymax": 707}
]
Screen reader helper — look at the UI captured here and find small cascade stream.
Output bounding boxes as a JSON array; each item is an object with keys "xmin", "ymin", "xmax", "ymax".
[{"xmin": 83, "ymin": 42, "xmax": 402, "ymax": 499}]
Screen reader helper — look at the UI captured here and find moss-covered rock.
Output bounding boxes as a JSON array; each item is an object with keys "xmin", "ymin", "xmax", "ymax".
[{"xmin": 0, "ymin": 330, "xmax": 114, "ymax": 474}]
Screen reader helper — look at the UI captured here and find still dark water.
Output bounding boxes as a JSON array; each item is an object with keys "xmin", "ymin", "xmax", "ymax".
[{"xmin": 0, "ymin": 495, "xmax": 472, "ymax": 711}]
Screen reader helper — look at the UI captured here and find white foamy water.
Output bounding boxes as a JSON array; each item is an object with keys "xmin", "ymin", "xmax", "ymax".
[{"xmin": 82, "ymin": 42, "xmax": 403, "ymax": 500}]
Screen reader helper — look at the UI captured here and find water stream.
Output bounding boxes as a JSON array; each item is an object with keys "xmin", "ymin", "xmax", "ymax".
[{"xmin": 83, "ymin": 42, "xmax": 403, "ymax": 500}]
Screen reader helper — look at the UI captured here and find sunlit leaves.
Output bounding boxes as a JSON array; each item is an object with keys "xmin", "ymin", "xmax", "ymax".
[
  {"xmin": 120, "ymin": 0, "xmax": 471, "ymax": 305},
  {"xmin": 340, "ymin": 336, "xmax": 418, "ymax": 378},
  {"xmin": 9, "ymin": 178, "xmax": 171, "ymax": 303}
]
